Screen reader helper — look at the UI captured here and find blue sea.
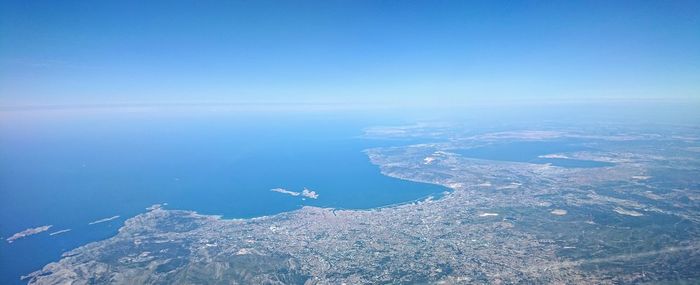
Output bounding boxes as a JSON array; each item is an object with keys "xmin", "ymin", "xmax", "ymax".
[{"xmin": 0, "ymin": 112, "xmax": 445, "ymax": 284}]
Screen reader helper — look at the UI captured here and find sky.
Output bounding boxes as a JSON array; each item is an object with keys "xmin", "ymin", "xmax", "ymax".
[{"xmin": 1, "ymin": 0, "xmax": 699, "ymax": 109}]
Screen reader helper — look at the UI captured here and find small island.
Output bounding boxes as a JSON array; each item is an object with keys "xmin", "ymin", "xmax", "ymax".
[
  {"xmin": 270, "ymin": 188, "xmax": 301, "ymax": 197},
  {"xmin": 6, "ymin": 225, "xmax": 52, "ymax": 243},
  {"xmin": 88, "ymin": 215, "xmax": 121, "ymax": 225},
  {"xmin": 270, "ymin": 187, "xmax": 319, "ymax": 199},
  {"xmin": 49, "ymin": 229, "xmax": 71, "ymax": 236},
  {"xmin": 301, "ymin": 188, "xmax": 319, "ymax": 199}
]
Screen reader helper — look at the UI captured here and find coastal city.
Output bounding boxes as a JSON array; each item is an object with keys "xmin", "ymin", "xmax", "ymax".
[{"xmin": 25, "ymin": 125, "xmax": 700, "ymax": 284}]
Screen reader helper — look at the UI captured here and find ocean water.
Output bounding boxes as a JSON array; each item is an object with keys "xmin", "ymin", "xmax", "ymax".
[
  {"xmin": 457, "ymin": 140, "xmax": 614, "ymax": 168},
  {"xmin": 0, "ymin": 113, "xmax": 445, "ymax": 284}
]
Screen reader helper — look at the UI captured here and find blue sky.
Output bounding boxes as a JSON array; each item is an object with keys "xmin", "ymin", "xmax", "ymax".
[{"xmin": 1, "ymin": 0, "xmax": 699, "ymax": 108}]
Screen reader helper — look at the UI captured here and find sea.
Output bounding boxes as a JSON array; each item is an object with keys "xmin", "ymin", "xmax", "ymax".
[{"xmin": 0, "ymin": 111, "xmax": 446, "ymax": 284}]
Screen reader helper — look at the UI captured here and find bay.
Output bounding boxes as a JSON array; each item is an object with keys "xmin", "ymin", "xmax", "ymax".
[{"xmin": 0, "ymin": 113, "xmax": 445, "ymax": 284}]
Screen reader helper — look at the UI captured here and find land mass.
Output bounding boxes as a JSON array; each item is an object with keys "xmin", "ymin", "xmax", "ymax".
[
  {"xmin": 271, "ymin": 187, "xmax": 319, "ymax": 199},
  {"xmin": 6, "ymin": 226, "xmax": 52, "ymax": 243},
  {"xmin": 88, "ymin": 216, "xmax": 120, "ymax": 225},
  {"xmin": 25, "ymin": 126, "xmax": 700, "ymax": 284},
  {"xmin": 48, "ymin": 229, "xmax": 71, "ymax": 236}
]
